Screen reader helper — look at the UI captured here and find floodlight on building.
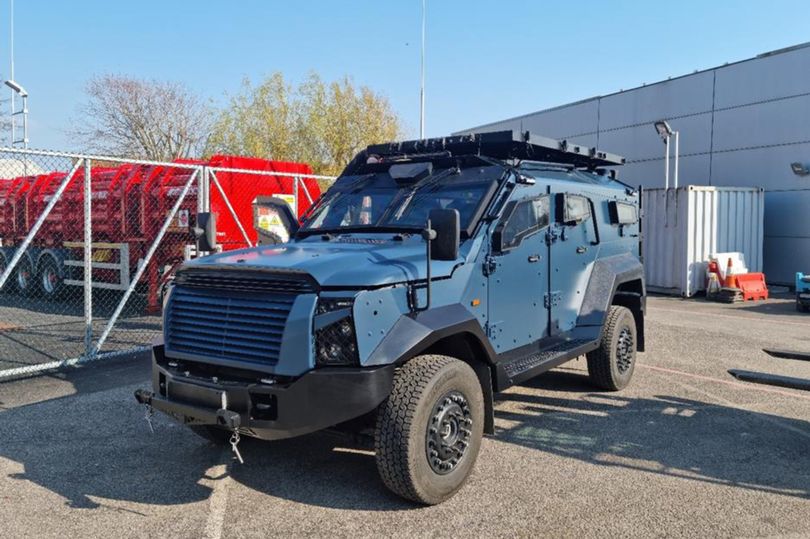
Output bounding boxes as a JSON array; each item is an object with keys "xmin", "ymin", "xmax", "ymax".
[
  {"xmin": 654, "ymin": 120, "xmax": 673, "ymax": 139},
  {"xmin": 653, "ymin": 120, "xmax": 679, "ymax": 189},
  {"xmin": 791, "ymin": 162, "xmax": 810, "ymax": 176}
]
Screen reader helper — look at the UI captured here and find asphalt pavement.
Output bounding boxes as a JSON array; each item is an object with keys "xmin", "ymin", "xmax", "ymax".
[{"xmin": 1, "ymin": 295, "xmax": 809, "ymax": 538}]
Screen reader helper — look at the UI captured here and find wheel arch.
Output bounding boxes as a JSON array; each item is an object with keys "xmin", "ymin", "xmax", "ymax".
[
  {"xmin": 365, "ymin": 304, "xmax": 497, "ymax": 435},
  {"xmin": 577, "ymin": 253, "xmax": 646, "ymax": 352}
]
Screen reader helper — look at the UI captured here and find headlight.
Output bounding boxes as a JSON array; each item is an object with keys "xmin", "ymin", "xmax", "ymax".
[{"xmin": 314, "ymin": 297, "xmax": 359, "ymax": 366}]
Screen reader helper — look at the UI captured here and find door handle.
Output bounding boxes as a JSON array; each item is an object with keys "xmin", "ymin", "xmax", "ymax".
[
  {"xmin": 576, "ymin": 246, "xmax": 587, "ymax": 254},
  {"xmin": 528, "ymin": 254, "xmax": 540, "ymax": 263}
]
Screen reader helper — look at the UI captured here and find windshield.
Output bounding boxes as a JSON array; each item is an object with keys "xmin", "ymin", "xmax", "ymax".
[{"xmin": 301, "ymin": 165, "xmax": 500, "ymax": 233}]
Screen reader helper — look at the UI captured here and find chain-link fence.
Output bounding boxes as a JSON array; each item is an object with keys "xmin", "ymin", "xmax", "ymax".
[{"xmin": 0, "ymin": 148, "xmax": 333, "ymax": 379}]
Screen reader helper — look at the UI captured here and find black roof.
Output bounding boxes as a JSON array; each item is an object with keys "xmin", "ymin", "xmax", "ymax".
[{"xmin": 361, "ymin": 130, "xmax": 625, "ymax": 170}]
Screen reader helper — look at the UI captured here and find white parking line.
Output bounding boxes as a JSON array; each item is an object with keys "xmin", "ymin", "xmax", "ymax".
[{"xmin": 203, "ymin": 455, "xmax": 232, "ymax": 539}]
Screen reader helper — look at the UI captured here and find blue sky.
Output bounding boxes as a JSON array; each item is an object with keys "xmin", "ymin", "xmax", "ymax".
[{"xmin": 2, "ymin": 0, "xmax": 809, "ymax": 151}]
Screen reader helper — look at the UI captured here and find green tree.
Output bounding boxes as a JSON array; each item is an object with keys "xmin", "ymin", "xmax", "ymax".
[{"xmin": 206, "ymin": 72, "xmax": 403, "ymax": 176}]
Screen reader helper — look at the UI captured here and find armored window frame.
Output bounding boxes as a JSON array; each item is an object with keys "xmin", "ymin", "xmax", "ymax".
[
  {"xmin": 557, "ymin": 194, "xmax": 591, "ymax": 225},
  {"xmin": 608, "ymin": 200, "xmax": 638, "ymax": 225},
  {"xmin": 492, "ymin": 195, "xmax": 550, "ymax": 253}
]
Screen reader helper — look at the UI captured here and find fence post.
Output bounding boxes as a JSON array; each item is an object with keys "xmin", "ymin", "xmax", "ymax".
[
  {"xmin": 83, "ymin": 159, "xmax": 93, "ymax": 359},
  {"xmin": 293, "ymin": 175, "xmax": 299, "ymax": 218}
]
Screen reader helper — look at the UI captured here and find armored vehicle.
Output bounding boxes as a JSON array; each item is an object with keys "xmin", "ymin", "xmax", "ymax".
[{"xmin": 135, "ymin": 130, "xmax": 645, "ymax": 504}]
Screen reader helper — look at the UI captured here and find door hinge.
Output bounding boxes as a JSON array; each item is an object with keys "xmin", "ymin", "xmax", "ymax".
[
  {"xmin": 483, "ymin": 255, "xmax": 498, "ymax": 276},
  {"xmin": 544, "ymin": 291, "xmax": 562, "ymax": 308}
]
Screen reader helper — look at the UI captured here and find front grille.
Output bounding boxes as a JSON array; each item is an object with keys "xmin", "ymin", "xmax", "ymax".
[
  {"xmin": 165, "ymin": 286, "xmax": 296, "ymax": 366},
  {"xmin": 175, "ymin": 268, "xmax": 317, "ymax": 295}
]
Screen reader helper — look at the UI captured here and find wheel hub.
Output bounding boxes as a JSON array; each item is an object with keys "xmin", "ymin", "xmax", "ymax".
[
  {"xmin": 616, "ymin": 327, "xmax": 634, "ymax": 374},
  {"xmin": 426, "ymin": 391, "xmax": 472, "ymax": 475}
]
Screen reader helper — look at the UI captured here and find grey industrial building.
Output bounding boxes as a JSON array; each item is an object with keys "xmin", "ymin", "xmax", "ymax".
[{"xmin": 457, "ymin": 42, "xmax": 810, "ymax": 285}]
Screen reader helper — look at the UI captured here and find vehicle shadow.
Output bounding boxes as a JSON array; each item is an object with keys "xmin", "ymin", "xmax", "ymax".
[
  {"xmin": 497, "ymin": 370, "xmax": 810, "ymax": 499},
  {"xmin": 2, "ymin": 362, "xmax": 809, "ymax": 514}
]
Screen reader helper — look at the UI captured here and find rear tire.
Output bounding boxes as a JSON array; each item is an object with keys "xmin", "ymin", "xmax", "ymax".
[
  {"xmin": 374, "ymin": 355, "xmax": 484, "ymax": 505},
  {"xmin": 189, "ymin": 425, "xmax": 232, "ymax": 445},
  {"xmin": 0, "ymin": 251, "xmax": 10, "ymax": 293},
  {"xmin": 15, "ymin": 253, "xmax": 35, "ymax": 296},
  {"xmin": 37, "ymin": 255, "xmax": 65, "ymax": 299},
  {"xmin": 587, "ymin": 305, "xmax": 637, "ymax": 391}
]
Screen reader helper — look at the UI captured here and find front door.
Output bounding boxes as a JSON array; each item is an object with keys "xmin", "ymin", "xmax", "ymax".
[{"xmin": 486, "ymin": 195, "xmax": 551, "ymax": 355}]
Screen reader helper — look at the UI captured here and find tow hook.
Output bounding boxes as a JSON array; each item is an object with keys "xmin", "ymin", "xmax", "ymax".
[
  {"xmin": 134, "ymin": 389, "xmax": 155, "ymax": 433},
  {"xmin": 216, "ymin": 409, "xmax": 244, "ymax": 464}
]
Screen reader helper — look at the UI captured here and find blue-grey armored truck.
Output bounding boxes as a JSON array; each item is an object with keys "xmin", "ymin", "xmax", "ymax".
[{"xmin": 135, "ymin": 130, "xmax": 645, "ymax": 504}]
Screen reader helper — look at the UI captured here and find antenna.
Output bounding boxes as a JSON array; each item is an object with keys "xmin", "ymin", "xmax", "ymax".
[{"xmin": 419, "ymin": 0, "xmax": 425, "ymax": 139}]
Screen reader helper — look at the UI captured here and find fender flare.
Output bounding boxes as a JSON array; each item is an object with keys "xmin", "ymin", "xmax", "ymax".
[{"xmin": 577, "ymin": 252, "xmax": 646, "ymax": 350}]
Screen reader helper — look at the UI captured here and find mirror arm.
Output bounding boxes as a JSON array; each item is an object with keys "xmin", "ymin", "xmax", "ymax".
[{"xmin": 415, "ymin": 220, "xmax": 437, "ymax": 312}]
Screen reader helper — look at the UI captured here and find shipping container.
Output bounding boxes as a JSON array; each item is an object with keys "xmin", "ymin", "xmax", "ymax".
[{"xmin": 642, "ymin": 185, "xmax": 765, "ymax": 297}]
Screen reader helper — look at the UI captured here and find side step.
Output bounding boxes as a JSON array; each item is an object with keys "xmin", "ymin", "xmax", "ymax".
[{"xmin": 498, "ymin": 338, "xmax": 595, "ymax": 388}]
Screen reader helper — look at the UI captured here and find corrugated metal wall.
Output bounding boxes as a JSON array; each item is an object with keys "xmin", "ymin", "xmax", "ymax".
[
  {"xmin": 642, "ymin": 186, "xmax": 765, "ymax": 297},
  {"xmin": 457, "ymin": 43, "xmax": 810, "ymax": 284}
]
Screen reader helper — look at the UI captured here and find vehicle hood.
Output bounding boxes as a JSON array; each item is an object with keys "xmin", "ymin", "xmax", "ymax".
[{"xmin": 183, "ymin": 238, "xmax": 460, "ymax": 288}]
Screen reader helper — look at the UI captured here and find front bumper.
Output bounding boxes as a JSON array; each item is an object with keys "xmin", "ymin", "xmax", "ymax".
[{"xmin": 136, "ymin": 345, "xmax": 395, "ymax": 440}]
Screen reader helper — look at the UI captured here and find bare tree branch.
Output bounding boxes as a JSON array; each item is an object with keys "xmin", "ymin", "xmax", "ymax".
[{"xmin": 70, "ymin": 74, "xmax": 213, "ymax": 160}]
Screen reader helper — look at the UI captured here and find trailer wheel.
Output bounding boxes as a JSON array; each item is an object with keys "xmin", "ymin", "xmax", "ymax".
[
  {"xmin": 0, "ymin": 251, "xmax": 10, "ymax": 292},
  {"xmin": 189, "ymin": 425, "xmax": 232, "ymax": 445},
  {"xmin": 587, "ymin": 305, "xmax": 637, "ymax": 391},
  {"xmin": 374, "ymin": 355, "xmax": 484, "ymax": 505},
  {"xmin": 15, "ymin": 253, "xmax": 35, "ymax": 296},
  {"xmin": 37, "ymin": 255, "xmax": 65, "ymax": 299}
]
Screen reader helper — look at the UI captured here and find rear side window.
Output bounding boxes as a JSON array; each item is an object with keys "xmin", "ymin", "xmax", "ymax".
[
  {"xmin": 608, "ymin": 200, "xmax": 638, "ymax": 225},
  {"xmin": 497, "ymin": 196, "xmax": 550, "ymax": 251}
]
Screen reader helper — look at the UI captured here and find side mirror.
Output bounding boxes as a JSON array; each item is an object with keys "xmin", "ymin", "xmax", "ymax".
[
  {"xmin": 253, "ymin": 196, "xmax": 300, "ymax": 245},
  {"xmin": 428, "ymin": 208, "xmax": 460, "ymax": 261},
  {"xmin": 193, "ymin": 212, "xmax": 217, "ymax": 252}
]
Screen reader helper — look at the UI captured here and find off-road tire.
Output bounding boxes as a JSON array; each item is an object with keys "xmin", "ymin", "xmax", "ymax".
[
  {"xmin": 374, "ymin": 355, "xmax": 484, "ymax": 505},
  {"xmin": 797, "ymin": 299, "xmax": 810, "ymax": 313},
  {"xmin": 189, "ymin": 425, "xmax": 232, "ymax": 445},
  {"xmin": 0, "ymin": 251, "xmax": 10, "ymax": 293},
  {"xmin": 587, "ymin": 305, "xmax": 637, "ymax": 391}
]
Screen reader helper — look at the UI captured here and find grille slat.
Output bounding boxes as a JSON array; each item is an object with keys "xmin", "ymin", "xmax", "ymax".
[{"xmin": 165, "ymin": 270, "xmax": 310, "ymax": 366}]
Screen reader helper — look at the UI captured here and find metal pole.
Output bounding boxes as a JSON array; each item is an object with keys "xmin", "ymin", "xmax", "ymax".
[
  {"xmin": 9, "ymin": 0, "xmax": 14, "ymax": 147},
  {"xmin": 293, "ymin": 175, "xmax": 299, "ymax": 218},
  {"xmin": 83, "ymin": 159, "xmax": 92, "ymax": 358},
  {"xmin": 0, "ymin": 158, "xmax": 82, "ymax": 290},
  {"xmin": 673, "ymin": 130, "xmax": 679, "ymax": 189},
  {"xmin": 22, "ymin": 94, "xmax": 28, "ymax": 149},
  {"xmin": 419, "ymin": 0, "xmax": 425, "ymax": 139},
  {"xmin": 664, "ymin": 136, "xmax": 670, "ymax": 190},
  {"xmin": 94, "ymin": 168, "xmax": 199, "ymax": 353}
]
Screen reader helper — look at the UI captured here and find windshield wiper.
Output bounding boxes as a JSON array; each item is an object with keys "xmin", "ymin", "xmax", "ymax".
[{"xmin": 387, "ymin": 167, "xmax": 459, "ymax": 221}]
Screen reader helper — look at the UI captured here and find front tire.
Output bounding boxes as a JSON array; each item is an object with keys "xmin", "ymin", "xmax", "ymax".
[
  {"xmin": 587, "ymin": 305, "xmax": 637, "ymax": 391},
  {"xmin": 374, "ymin": 355, "xmax": 484, "ymax": 505}
]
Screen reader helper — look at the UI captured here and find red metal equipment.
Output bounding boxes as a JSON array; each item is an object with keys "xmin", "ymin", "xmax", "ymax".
[{"xmin": 0, "ymin": 155, "xmax": 321, "ymax": 312}]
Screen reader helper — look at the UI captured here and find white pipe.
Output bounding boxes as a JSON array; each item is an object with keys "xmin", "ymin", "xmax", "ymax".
[
  {"xmin": 674, "ymin": 130, "xmax": 680, "ymax": 189},
  {"xmin": 664, "ymin": 136, "xmax": 670, "ymax": 190}
]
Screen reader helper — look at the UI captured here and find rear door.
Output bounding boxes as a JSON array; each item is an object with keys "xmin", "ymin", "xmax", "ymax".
[
  {"xmin": 549, "ymin": 193, "xmax": 600, "ymax": 334},
  {"xmin": 486, "ymin": 195, "xmax": 551, "ymax": 354}
]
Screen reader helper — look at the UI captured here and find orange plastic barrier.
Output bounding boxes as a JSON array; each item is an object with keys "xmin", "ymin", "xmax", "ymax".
[{"xmin": 736, "ymin": 272, "xmax": 769, "ymax": 301}]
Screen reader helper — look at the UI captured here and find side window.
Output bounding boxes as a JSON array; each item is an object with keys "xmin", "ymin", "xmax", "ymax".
[
  {"xmin": 497, "ymin": 196, "xmax": 550, "ymax": 251},
  {"xmin": 563, "ymin": 195, "xmax": 591, "ymax": 224}
]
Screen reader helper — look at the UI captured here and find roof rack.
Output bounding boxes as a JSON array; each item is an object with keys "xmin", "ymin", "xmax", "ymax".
[{"xmin": 364, "ymin": 130, "xmax": 625, "ymax": 169}]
